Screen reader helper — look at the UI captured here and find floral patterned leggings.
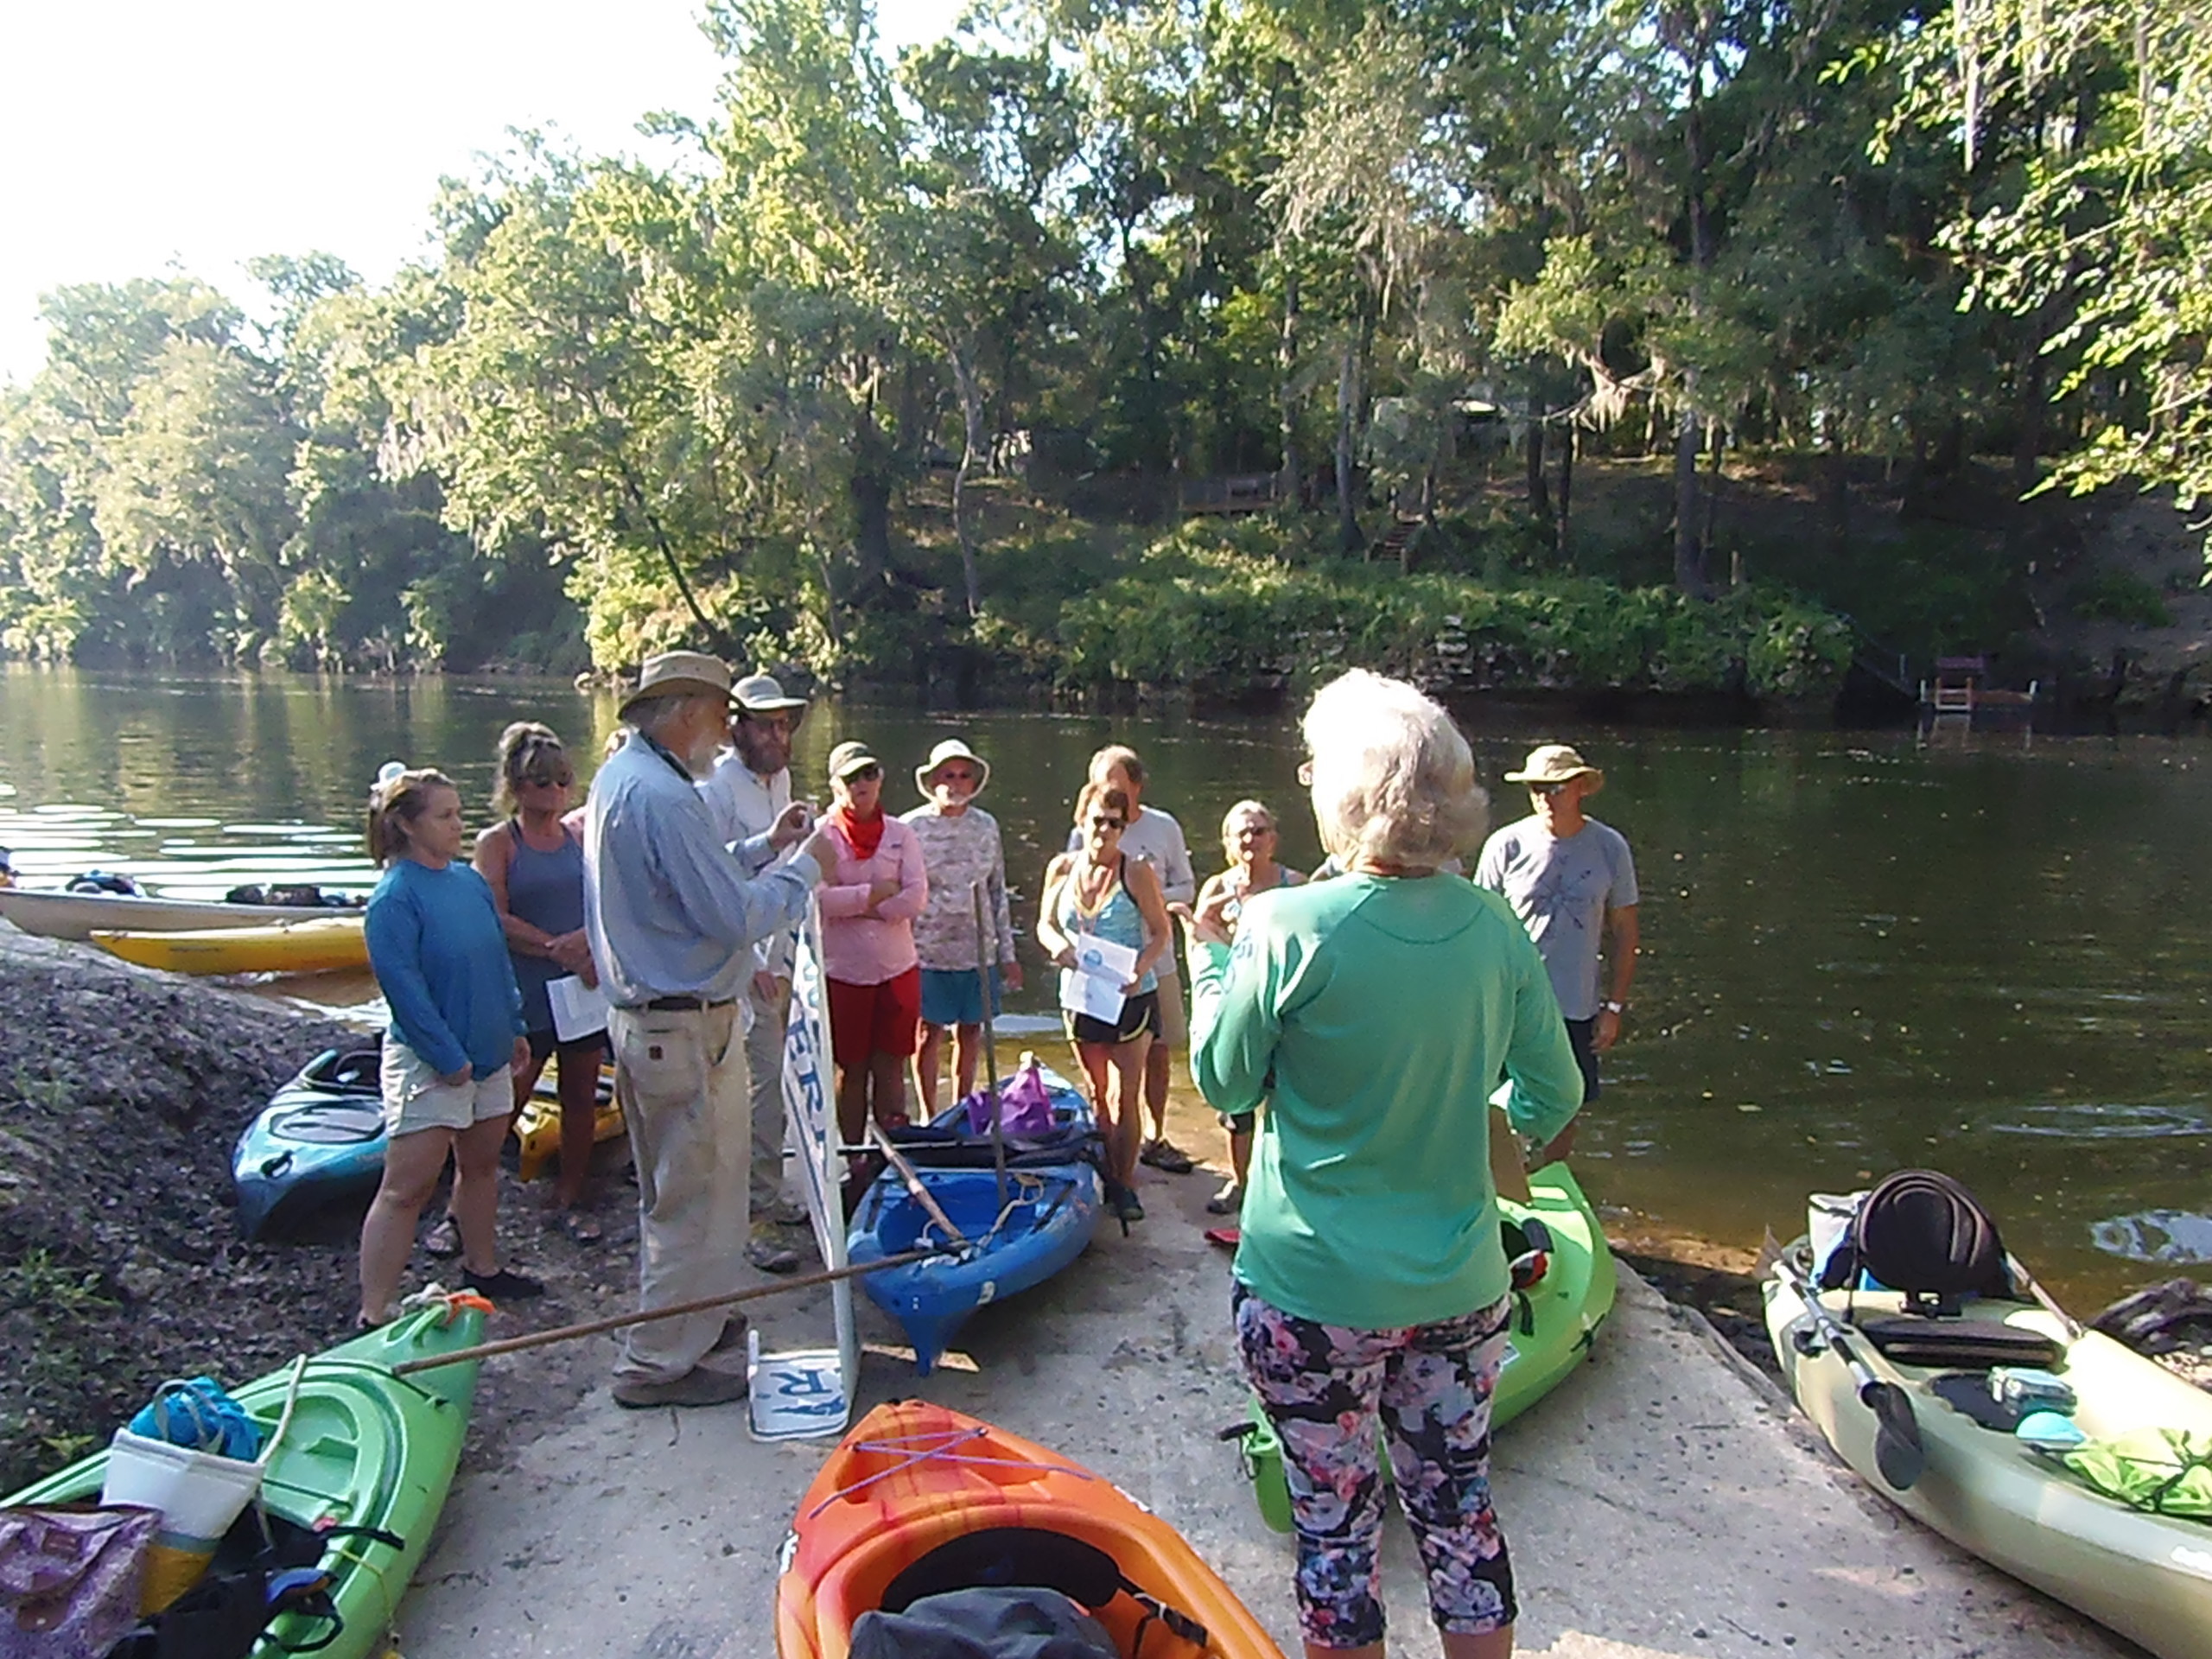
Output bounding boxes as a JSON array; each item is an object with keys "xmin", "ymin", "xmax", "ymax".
[{"xmin": 1233, "ymin": 1282, "xmax": 1516, "ymax": 1649}]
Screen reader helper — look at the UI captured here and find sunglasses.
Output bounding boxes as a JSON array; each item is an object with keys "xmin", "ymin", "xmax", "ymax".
[
  {"xmin": 1087, "ymin": 815, "xmax": 1126, "ymax": 830},
  {"xmin": 842, "ymin": 764, "xmax": 882, "ymax": 782},
  {"xmin": 1529, "ymin": 780, "xmax": 1567, "ymax": 796}
]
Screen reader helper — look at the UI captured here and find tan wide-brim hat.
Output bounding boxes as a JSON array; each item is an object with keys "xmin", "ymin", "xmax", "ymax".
[
  {"xmin": 1504, "ymin": 742, "xmax": 1604, "ymax": 791},
  {"xmin": 619, "ymin": 650, "xmax": 736, "ymax": 717},
  {"xmin": 733, "ymin": 671, "xmax": 808, "ymax": 715},
  {"xmin": 827, "ymin": 740, "xmax": 884, "ymax": 782},
  {"xmin": 914, "ymin": 738, "xmax": 990, "ymax": 800}
]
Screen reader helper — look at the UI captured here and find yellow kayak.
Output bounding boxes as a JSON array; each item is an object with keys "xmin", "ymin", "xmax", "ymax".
[
  {"xmin": 514, "ymin": 1058, "xmax": 621, "ymax": 1180},
  {"xmin": 92, "ymin": 913, "xmax": 369, "ymax": 976}
]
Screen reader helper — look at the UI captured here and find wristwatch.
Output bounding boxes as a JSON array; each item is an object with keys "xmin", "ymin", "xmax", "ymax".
[{"xmin": 1601, "ymin": 1000, "xmax": 1624, "ymax": 1014}]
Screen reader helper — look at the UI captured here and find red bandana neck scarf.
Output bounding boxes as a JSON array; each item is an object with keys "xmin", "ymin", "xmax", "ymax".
[{"xmin": 832, "ymin": 803, "xmax": 886, "ymax": 860}]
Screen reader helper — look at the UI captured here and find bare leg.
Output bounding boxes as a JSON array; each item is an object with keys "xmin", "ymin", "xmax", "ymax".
[
  {"xmin": 1108, "ymin": 1035, "xmax": 1150, "ymax": 1191},
  {"xmin": 868, "ymin": 1050, "xmax": 908, "ymax": 1127},
  {"xmin": 1301, "ymin": 1637, "xmax": 1513, "ymax": 1659},
  {"xmin": 359, "ymin": 1128, "xmax": 457, "ymax": 1323},
  {"xmin": 836, "ymin": 1061, "xmax": 869, "ymax": 1152},
  {"xmin": 951, "ymin": 1020, "xmax": 984, "ymax": 1099},
  {"xmin": 914, "ymin": 1023, "xmax": 948, "ymax": 1116},
  {"xmin": 1230, "ymin": 1122, "xmax": 1252, "ymax": 1189},
  {"xmin": 450, "ymin": 1110, "xmax": 514, "ymax": 1276},
  {"xmin": 554, "ymin": 1047, "xmax": 601, "ymax": 1211},
  {"xmin": 1142, "ymin": 1039, "xmax": 1172, "ymax": 1141}
]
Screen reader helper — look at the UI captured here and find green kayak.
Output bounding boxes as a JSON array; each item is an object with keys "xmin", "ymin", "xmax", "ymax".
[
  {"xmin": 1764, "ymin": 1249, "xmax": 2212, "ymax": 1659},
  {"xmin": 1236, "ymin": 1163, "xmax": 1618, "ymax": 1532},
  {"xmin": 4, "ymin": 1295, "xmax": 486, "ymax": 1659}
]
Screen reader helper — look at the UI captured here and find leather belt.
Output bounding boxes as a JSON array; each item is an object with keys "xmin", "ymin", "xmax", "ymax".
[{"xmin": 632, "ymin": 995, "xmax": 737, "ymax": 1013}]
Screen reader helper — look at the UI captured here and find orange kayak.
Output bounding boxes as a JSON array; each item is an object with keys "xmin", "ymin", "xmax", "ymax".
[{"xmin": 776, "ymin": 1401, "xmax": 1286, "ymax": 1658}]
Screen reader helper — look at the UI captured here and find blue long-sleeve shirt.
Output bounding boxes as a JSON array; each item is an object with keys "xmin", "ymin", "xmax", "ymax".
[
  {"xmin": 584, "ymin": 732, "xmax": 822, "ymax": 1006},
  {"xmin": 365, "ymin": 860, "xmax": 525, "ymax": 1077}
]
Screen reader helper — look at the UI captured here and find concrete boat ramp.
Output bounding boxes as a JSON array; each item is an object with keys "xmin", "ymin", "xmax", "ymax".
[{"xmin": 395, "ymin": 1207, "xmax": 2135, "ymax": 1659}]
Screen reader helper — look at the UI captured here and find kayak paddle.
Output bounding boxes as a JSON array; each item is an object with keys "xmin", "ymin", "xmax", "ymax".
[{"xmin": 1778, "ymin": 1253, "xmax": 1926, "ymax": 1491}]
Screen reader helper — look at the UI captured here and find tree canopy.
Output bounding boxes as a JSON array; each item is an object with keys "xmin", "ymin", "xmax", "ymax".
[{"xmin": 0, "ymin": 0, "xmax": 2199, "ymax": 687}]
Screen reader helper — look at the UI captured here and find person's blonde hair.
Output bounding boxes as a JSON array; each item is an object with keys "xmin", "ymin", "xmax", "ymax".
[
  {"xmin": 491, "ymin": 721, "xmax": 569, "ymax": 817},
  {"xmin": 367, "ymin": 768, "xmax": 458, "ymax": 865},
  {"xmin": 1300, "ymin": 671, "xmax": 1487, "ymax": 868},
  {"xmin": 1221, "ymin": 799, "xmax": 1276, "ymax": 852}
]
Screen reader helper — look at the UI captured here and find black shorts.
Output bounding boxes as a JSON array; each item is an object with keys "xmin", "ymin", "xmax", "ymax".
[
  {"xmin": 1065, "ymin": 989, "xmax": 1159, "ymax": 1048},
  {"xmin": 526, "ymin": 1027, "xmax": 609, "ymax": 1066},
  {"xmin": 1563, "ymin": 1017, "xmax": 1601, "ymax": 1103}
]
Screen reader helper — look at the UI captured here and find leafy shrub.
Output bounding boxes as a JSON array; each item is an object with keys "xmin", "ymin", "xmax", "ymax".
[{"xmin": 2068, "ymin": 569, "xmax": 2174, "ymax": 627}]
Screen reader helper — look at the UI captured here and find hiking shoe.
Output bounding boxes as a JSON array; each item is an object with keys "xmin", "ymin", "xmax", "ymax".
[
  {"xmin": 1114, "ymin": 1187, "xmax": 1146, "ymax": 1224},
  {"xmin": 709, "ymin": 1313, "xmax": 750, "ymax": 1355},
  {"xmin": 1205, "ymin": 1181, "xmax": 1243, "ymax": 1217},
  {"xmin": 461, "ymin": 1266, "xmax": 544, "ymax": 1302},
  {"xmin": 612, "ymin": 1367, "xmax": 749, "ymax": 1409},
  {"xmin": 1139, "ymin": 1138, "xmax": 1194, "ymax": 1174},
  {"xmin": 746, "ymin": 1224, "xmax": 801, "ymax": 1275}
]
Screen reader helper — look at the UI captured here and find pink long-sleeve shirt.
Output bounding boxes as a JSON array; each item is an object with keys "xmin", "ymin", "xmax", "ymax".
[{"xmin": 816, "ymin": 814, "xmax": 929, "ymax": 986}]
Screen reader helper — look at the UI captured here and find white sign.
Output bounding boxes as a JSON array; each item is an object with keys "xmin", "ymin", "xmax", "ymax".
[
  {"xmin": 747, "ymin": 906, "xmax": 857, "ymax": 1441},
  {"xmin": 1057, "ymin": 932, "xmax": 1137, "ymax": 1024}
]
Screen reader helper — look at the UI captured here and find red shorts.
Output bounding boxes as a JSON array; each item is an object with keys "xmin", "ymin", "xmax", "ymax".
[{"xmin": 826, "ymin": 967, "xmax": 922, "ymax": 1066}]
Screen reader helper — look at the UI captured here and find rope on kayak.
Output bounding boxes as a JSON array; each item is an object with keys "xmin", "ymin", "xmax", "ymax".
[
  {"xmin": 925, "ymin": 1170, "xmax": 1050, "ymax": 1256},
  {"xmin": 805, "ymin": 1425, "xmax": 1096, "ymax": 1520}
]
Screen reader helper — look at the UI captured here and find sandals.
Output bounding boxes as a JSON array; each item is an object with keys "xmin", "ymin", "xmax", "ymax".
[
  {"xmin": 556, "ymin": 1209, "xmax": 603, "ymax": 1245},
  {"xmin": 422, "ymin": 1216, "xmax": 461, "ymax": 1258},
  {"xmin": 1139, "ymin": 1138, "xmax": 1195, "ymax": 1175},
  {"xmin": 1204, "ymin": 1225, "xmax": 1240, "ymax": 1249}
]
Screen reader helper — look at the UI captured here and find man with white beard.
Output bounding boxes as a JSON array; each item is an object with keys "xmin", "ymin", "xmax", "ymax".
[{"xmin": 583, "ymin": 652, "xmax": 834, "ymax": 1408}]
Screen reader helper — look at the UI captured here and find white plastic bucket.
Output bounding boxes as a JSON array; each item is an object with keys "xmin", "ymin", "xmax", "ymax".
[
  {"xmin": 1807, "ymin": 1192, "xmax": 1862, "ymax": 1282},
  {"xmin": 100, "ymin": 1428, "xmax": 264, "ymax": 1611}
]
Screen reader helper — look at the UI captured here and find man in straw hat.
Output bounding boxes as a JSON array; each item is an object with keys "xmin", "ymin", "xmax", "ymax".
[
  {"xmin": 584, "ymin": 652, "xmax": 837, "ymax": 1408},
  {"xmin": 1474, "ymin": 743, "xmax": 1639, "ymax": 1111},
  {"xmin": 699, "ymin": 671, "xmax": 812, "ymax": 1275},
  {"xmin": 901, "ymin": 738, "xmax": 1023, "ymax": 1113}
]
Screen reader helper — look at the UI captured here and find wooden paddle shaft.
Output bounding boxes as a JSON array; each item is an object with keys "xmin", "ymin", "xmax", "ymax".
[
  {"xmin": 390, "ymin": 1246, "xmax": 944, "ymax": 1376},
  {"xmin": 869, "ymin": 1123, "xmax": 970, "ymax": 1243}
]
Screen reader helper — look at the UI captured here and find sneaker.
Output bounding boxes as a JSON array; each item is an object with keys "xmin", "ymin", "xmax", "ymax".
[
  {"xmin": 1115, "ymin": 1188, "xmax": 1146, "ymax": 1224},
  {"xmin": 1205, "ymin": 1181, "xmax": 1243, "ymax": 1216},
  {"xmin": 1139, "ymin": 1138, "xmax": 1195, "ymax": 1174},
  {"xmin": 766, "ymin": 1197, "xmax": 809, "ymax": 1228},
  {"xmin": 461, "ymin": 1266, "xmax": 544, "ymax": 1302},
  {"xmin": 709, "ymin": 1313, "xmax": 750, "ymax": 1355},
  {"xmin": 746, "ymin": 1224, "xmax": 801, "ymax": 1275},
  {"xmin": 612, "ymin": 1367, "xmax": 749, "ymax": 1409}
]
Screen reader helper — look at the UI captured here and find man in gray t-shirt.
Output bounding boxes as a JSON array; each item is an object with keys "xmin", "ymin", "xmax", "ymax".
[{"xmin": 1474, "ymin": 743, "xmax": 1639, "ymax": 1104}]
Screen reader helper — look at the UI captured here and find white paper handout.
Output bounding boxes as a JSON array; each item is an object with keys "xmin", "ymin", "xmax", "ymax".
[
  {"xmin": 1057, "ymin": 932, "xmax": 1138, "ymax": 1024},
  {"xmin": 545, "ymin": 974, "xmax": 611, "ymax": 1042}
]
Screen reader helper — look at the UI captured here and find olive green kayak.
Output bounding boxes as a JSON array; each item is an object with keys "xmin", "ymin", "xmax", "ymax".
[
  {"xmin": 4, "ymin": 1295, "xmax": 486, "ymax": 1659},
  {"xmin": 1237, "ymin": 1163, "xmax": 1618, "ymax": 1532},
  {"xmin": 1764, "ymin": 1255, "xmax": 2212, "ymax": 1659}
]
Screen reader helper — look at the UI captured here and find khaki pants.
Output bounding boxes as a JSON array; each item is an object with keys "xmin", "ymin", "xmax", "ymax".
[
  {"xmin": 608, "ymin": 1002, "xmax": 751, "ymax": 1384},
  {"xmin": 745, "ymin": 981, "xmax": 792, "ymax": 1216}
]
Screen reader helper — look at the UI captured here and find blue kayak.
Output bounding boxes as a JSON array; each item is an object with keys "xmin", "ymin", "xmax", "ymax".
[
  {"xmin": 848, "ymin": 1075, "xmax": 1103, "ymax": 1376},
  {"xmin": 233, "ymin": 1044, "xmax": 386, "ymax": 1240}
]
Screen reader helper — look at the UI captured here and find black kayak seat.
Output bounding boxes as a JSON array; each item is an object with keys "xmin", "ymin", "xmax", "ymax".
[
  {"xmin": 880, "ymin": 1528, "xmax": 1209, "ymax": 1655},
  {"xmin": 1820, "ymin": 1168, "xmax": 2015, "ymax": 1310}
]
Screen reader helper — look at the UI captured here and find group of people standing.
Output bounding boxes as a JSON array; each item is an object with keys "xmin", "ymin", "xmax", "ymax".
[{"xmin": 352, "ymin": 644, "xmax": 1643, "ymax": 1657}]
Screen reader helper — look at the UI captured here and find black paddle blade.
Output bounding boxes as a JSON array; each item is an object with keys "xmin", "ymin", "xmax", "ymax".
[{"xmin": 1860, "ymin": 1378, "xmax": 1926, "ymax": 1491}]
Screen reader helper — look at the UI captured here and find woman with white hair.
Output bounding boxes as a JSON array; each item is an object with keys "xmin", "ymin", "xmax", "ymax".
[{"xmin": 1185, "ymin": 670, "xmax": 1585, "ymax": 1659}]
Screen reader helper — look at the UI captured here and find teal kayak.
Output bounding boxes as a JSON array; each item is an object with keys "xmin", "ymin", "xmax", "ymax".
[
  {"xmin": 4, "ymin": 1295, "xmax": 486, "ymax": 1659},
  {"xmin": 1236, "ymin": 1163, "xmax": 1617, "ymax": 1531}
]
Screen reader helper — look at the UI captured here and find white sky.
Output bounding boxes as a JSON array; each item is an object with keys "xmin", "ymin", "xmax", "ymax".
[{"xmin": 0, "ymin": 0, "xmax": 964, "ymax": 386}]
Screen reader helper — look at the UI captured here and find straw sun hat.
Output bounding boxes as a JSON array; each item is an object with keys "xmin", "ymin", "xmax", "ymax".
[
  {"xmin": 1503, "ymin": 743, "xmax": 1604, "ymax": 791},
  {"xmin": 914, "ymin": 739, "xmax": 991, "ymax": 799}
]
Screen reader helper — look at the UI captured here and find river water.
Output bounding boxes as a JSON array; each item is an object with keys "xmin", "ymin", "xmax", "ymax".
[{"xmin": 3, "ymin": 664, "xmax": 2207, "ymax": 1310}]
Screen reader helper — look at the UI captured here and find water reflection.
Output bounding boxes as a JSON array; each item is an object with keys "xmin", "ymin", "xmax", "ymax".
[{"xmin": 3, "ymin": 664, "xmax": 2209, "ymax": 1312}]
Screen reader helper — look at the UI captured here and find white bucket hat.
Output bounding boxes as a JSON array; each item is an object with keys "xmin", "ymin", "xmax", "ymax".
[
  {"xmin": 733, "ymin": 671, "xmax": 808, "ymax": 715},
  {"xmin": 914, "ymin": 738, "xmax": 991, "ymax": 800}
]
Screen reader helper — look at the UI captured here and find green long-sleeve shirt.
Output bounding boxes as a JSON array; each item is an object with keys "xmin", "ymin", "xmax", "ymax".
[{"xmin": 1192, "ymin": 872, "xmax": 1585, "ymax": 1329}]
